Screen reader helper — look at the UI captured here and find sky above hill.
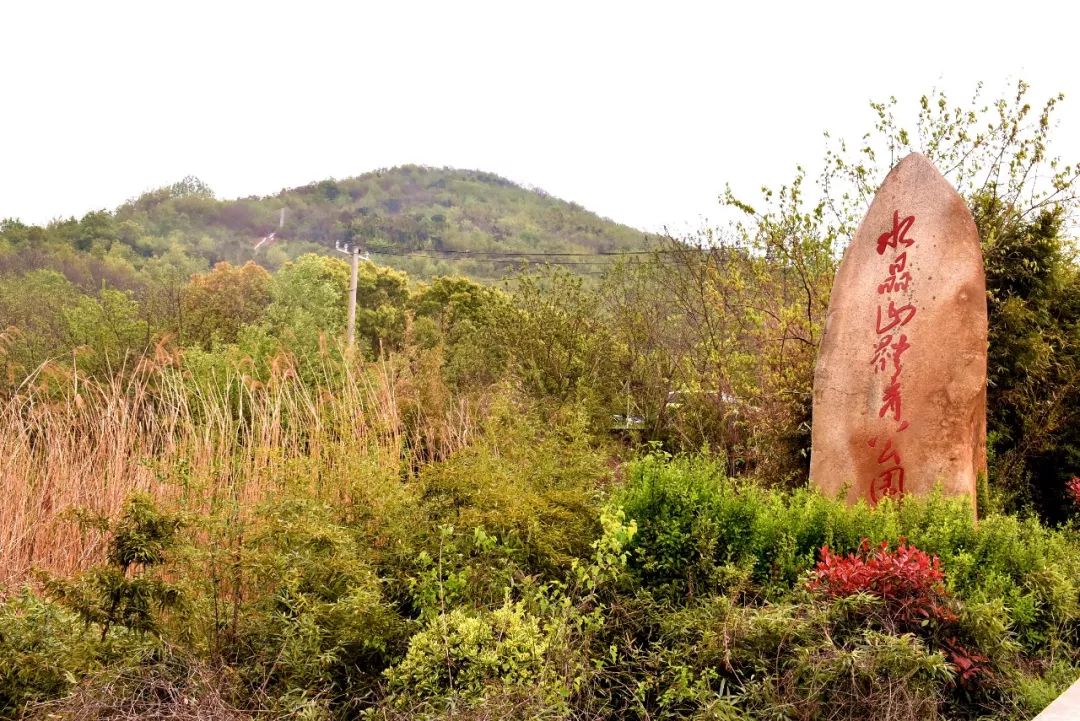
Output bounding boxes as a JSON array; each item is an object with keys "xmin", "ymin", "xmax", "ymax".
[{"xmin": 2, "ymin": 1, "xmax": 1078, "ymax": 234}]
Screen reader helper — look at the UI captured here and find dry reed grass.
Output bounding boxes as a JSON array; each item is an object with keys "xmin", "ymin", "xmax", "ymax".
[{"xmin": 0, "ymin": 345, "xmax": 480, "ymax": 588}]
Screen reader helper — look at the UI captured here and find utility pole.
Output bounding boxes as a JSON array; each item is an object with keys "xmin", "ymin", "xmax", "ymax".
[{"xmin": 335, "ymin": 240, "xmax": 368, "ymax": 352}]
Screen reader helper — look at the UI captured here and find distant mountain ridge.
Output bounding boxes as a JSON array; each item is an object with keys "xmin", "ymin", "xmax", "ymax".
[{"xmin": 110, "ymin": 165, "xmax": 652, "ymax": 279}]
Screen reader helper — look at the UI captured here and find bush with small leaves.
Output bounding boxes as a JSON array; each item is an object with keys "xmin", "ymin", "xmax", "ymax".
[
  {"xmin": 0, "ymin": 593, "xmax": 100, "ymax": 719},
  {"xmin": 385, "ymin": 602, "xmax": 551, "ymax": 706}
]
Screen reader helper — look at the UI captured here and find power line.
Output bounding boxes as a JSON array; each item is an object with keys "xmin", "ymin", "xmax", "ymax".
[
  {"xmin": 365, "ymin": 248, "xmax": 662, "ymax": 266},
  {"xmin": 366, "ymin": 247, "xmax": 669, "ymax": 258},
  {"xmin": 369, "ymin": 253, "xmax": 625, "ymax": 266}
]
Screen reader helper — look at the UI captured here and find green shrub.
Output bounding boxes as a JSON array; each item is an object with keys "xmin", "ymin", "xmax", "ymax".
[
  {"xmin": 1007, "ymin": 659, "xmax": 1080, "ymax": 718},
  {"xmin": 652, "ymin": 594, "xmax": 954, "ymax": 721},
  {"xmin": 385, "ymin": 602, "xmax": 551, "ymax": 705},
  {"xmin": 416, "ymin": 394, "xmax": 608, "ymax": 578},
  {"xmin": 614, "ymin": 452, "xmax": 855, "ymax": 598},
  {"xmin": 406, "ymin": 525, "xmax": 523, "ymax": 621},
  {"xmin": 226, "ymin": 497, "xmax": 408, "ymax": 713},
  {"xmin": 0, "ymin": 592, "xmax": 100, "ymax": 719},
  {"xmin": 46, "ymin": 494, "xmax": 183, "ymax": 642}
]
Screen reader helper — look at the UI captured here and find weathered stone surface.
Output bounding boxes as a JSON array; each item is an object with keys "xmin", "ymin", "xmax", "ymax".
[{"xmin": 810, "ymin": 153, "xmax": 987, "ymax": 506}]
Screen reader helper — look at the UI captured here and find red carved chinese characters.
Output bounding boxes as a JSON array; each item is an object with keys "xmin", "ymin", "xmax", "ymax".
[
  {"xmin": 868, "ymin": 210, "xmax": 917, "ymax": 503},
  {"xmin": 878, "ymin": 252, "xmax": 912, "ymax": 293},
  {"xmin": 876, "ymin": 210, "xmax": 915, "ymax": 255},
  {"xmin": 874, "ymin": 301, "xmax": 917, "ymax": 334}
]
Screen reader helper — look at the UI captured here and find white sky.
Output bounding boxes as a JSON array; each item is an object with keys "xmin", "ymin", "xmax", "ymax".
[{"xmin": 2, "ymin": 0, "xmax": 1078, "ymax": 234}]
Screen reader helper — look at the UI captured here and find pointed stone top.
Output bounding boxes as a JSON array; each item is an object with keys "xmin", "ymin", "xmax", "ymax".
[
  {"xmin": 898, "ymin": 151, "xmax": 930, "ymax": 165},
  {"xmin": 881, "ymin": 153, "xmax": 955, "ymax": 195}
]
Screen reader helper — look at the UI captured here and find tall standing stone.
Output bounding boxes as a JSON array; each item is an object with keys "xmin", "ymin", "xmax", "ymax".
[{"xmin": 810, "ymin": 153, "xmax": 987, "ymax": 506}]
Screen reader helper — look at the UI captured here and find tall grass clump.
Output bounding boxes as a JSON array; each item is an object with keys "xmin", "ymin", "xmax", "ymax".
[{"xmin": 0, "ymin": 342, "xmax": 484, "ymax": 586}]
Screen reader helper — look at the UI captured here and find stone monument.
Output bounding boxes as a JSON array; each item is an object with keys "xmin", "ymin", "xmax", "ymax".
[{"xmin": 809, "ymin": 153, "xmax": 987, "ymax": 506}]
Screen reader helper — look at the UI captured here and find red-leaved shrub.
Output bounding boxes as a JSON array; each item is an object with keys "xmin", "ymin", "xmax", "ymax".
[
  {"xmin": 809, "ymin": 538, "xmax": 988, "ymax": 684},
  {"xmin": 809, "ymin": 538, "xmax": 953, "ymax": 624},
  {"xmin": 1067, "ymin": 476, "xmax": 1080, "ymax": 508}
]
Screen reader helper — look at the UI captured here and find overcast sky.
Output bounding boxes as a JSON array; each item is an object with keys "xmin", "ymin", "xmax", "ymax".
[{"xmin": 2, "ymin": 1, "xmax": 1078, "ymax": 233}]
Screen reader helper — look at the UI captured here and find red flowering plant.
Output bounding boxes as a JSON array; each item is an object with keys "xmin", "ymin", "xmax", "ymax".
[{"xmin": 808, "ymin": 538, "xmax": 988, "ymax": 685}]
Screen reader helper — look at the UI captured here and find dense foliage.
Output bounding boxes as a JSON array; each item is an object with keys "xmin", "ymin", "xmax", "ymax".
[
  {"xmin": 1, "ymin": 81, "xmax": 1079, "ymax": 719},
  {"xmin": 2, "ymin": 452, "xmax": 1078, "ymax": 720}
]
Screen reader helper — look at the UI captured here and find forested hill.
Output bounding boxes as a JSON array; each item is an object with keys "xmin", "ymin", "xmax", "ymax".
[{"xmin": 0, "ymin": 166, "xmax": 651, "ymax": 281}]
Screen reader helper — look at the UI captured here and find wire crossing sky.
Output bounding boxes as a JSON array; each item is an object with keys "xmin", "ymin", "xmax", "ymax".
[{"xmin": 2, "ymin": 1, "xmax": 1078, "ymax": 234}]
